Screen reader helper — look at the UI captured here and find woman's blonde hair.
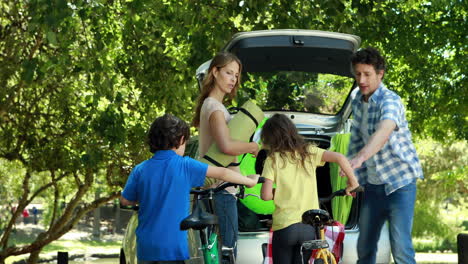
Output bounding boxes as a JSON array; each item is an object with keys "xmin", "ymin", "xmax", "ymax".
[{"xmin": 192, "ymin": 52, "xmax": 242, "ymax": 127}]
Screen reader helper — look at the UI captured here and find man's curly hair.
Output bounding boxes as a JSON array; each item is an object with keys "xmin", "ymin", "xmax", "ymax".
[
  {"xmin": 351, "ymin": 47, "xmax": 386, "ymax": 78},
  {"xmin": 147, "ymin": 114, "xmax": 190, "ymax": 153}
]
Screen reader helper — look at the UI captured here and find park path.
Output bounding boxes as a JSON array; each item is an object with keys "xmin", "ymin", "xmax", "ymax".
[{"xmin": 9, "ymin": 223, "xmax": 459, "ymax": 264}]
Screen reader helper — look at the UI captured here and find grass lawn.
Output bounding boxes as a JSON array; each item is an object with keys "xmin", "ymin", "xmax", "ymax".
[
  {"xmin": 6, "ymin": 239, "xmax": 121, "ymax": 264},
  {"xmin": 414, "ymin": 199, "xmax": 468, "ymax": 253},
  {"xmin": 5, "ymin": 225, "xmax": 121, "ymax": 264}
]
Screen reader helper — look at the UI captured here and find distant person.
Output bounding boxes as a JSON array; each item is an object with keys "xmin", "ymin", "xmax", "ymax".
[
  {"xmin": 347, "ymin": 47, "xmax": 423, "ymax": 264},
  {"xmin": 192, "ymin": 51, "xmax": 259, "ymax": 255},
  {"xmin": 32, "ymin": 206, "xmax": 38, "ymax": 225},
  {"xmin": 22, "ymin": 208, "xmax": 29, "ymax": 224},
  {"xmin": 120, "ymin": 114, "xmax": 259, "ymax": 264},
  {"xmin": 259, "ymin": 113, "xmax": 360, "ymax": 264}
]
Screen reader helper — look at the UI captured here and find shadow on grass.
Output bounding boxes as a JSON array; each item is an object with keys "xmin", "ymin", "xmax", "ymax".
[{"xmin": 7, "ymin": 225, "xmax": 121, "ymax": 255}]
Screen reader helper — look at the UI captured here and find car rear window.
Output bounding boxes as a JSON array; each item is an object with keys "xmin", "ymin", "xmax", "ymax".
[{"xmin": 238, "ymin": 71, "xmax": 354, "ymax": 115}]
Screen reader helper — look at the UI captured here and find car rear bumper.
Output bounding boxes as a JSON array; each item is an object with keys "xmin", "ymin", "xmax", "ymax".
[
  {"xmin": 237, "ymin": 231, "xmax": 270, "ymax": 264},
  {"xmin": 236, "ymin": 226, "xmax": 391, "ymax": 264}
]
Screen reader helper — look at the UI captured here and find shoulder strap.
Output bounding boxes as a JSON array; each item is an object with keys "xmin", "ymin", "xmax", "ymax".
[
  {"xmin": 228, "ymin": 107, "xmax": 259, "ymax": 127},
  {"xmin": 203, "ymin": 155, "xmax": 226, "ymax": 168}
]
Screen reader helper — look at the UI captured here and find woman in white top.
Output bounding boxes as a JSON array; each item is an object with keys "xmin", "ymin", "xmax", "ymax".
[{"xmin": 192, "ymin": 52, "xmax": 259, "ymax": 256}]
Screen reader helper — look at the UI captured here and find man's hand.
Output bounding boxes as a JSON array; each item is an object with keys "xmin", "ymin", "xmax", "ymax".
[
  {"xmin": 340, "ymin": 155, "xmax": 365, "ymax": 176},
  {"xmin": 349, "ymin": 156, "xmax": 365, "ymax": 170}
]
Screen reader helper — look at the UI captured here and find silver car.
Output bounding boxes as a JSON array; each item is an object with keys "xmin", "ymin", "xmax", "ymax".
[{"xmin": 120, "ymin": 29, "xmax": 391, "ymax": 264}]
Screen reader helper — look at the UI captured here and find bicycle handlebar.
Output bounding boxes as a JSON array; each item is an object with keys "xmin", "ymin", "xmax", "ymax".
[
  {"xmin": 319, "ymin": 186, "xmax": 364, "ymax": 203},
  {"xmin": 190, "ymin": 176, "xmax": 265, "ymax": 196},
  {"xmin": 120, "ymin": 177, "xmax": 265, "ymax": 210}
]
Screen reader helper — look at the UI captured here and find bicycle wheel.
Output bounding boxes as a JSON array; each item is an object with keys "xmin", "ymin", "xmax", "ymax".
[
  {"xmin": 221, "ymin": 256, "xmax": 234, "ymax": 264},
  {"xmin": 221, "ymin": 248, "xmax": 235, "ymax": 264}
]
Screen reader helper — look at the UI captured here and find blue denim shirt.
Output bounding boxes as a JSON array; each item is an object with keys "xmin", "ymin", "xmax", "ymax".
[{"xmin": 347, "ymin": 83, "xmax": 423, "ymax": 195}]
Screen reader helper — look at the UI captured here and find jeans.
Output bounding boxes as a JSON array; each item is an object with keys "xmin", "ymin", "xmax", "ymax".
[
  {"xmin": 357, "ymin": 181, "xmax": 417, "ymax": 264},
  {"xmin": 272, "ymin": 223, "xmax": 315, "ymax": 264},
  {"xmin": 213, "ymin": 190, "xmax": 238, "ymax": 256}
]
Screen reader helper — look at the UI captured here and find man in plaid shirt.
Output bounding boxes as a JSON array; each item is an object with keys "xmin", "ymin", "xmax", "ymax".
[{"xmin": 347, "ymin": 47, "xmax": 423, "ymax": 264}]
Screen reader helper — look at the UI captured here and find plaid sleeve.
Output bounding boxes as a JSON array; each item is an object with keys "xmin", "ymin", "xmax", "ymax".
[
  {"xmin": 380, "ymin": 93, "xmax": 403, "ymax": 129},
  {"xmin": 347, "ymin": 119, "xmax": 362, "ymax": 159}
]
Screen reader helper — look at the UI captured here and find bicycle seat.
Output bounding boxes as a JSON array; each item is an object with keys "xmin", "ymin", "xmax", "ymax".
[
  {"xmin": 180, "ymin": 201, "xmax": 218, "ymax": 230},
  {"xmin": 301, "ymin": 209, "xmax": 331, "ymax": 227}
]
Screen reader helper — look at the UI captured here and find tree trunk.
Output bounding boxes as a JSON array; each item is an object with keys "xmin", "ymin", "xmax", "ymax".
[
  {"xmin": 92, "ymin": 191, "xmax": 101, "ymax": 240},
  {"xmin": 27, "ymin": 248, "xmax": 42, "ymax": 264},
  {"xmin": 114, "ymin": 199, "xmax": 121, "ymax": 234}
]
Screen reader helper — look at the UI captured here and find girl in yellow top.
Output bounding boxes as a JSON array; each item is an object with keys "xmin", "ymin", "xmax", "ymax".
[{"xmin": 260, "ymin": 113, "xmax": 359, "ymax": 264}]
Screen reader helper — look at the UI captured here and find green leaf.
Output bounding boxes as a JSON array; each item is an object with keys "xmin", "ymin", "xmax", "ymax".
[{"xmin": 47, "ymin": 31, "xmax": 58, "ymax": 46}]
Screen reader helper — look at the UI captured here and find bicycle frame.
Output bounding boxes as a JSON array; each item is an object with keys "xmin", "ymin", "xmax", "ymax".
[
  {"xmin": 182, "ymin": 178, "xmax": 265, "ymax": 264},
  {"xmin": 201, "ymin": 229, "xmax": 220, "ymax": 264},
  {"xmin": 193, "ymin": 190, "xmax": 223, "ymax": 264},
  {"xmin": 299, "ymin": 217, "xmax": 337, "ymax": 264},
  {"xmin": 303, "ymin": 227, "xmax": 337, "ymax": 264},
  {"xmin": 301, "ymin": 187, "xmax": 364, "ymax": 264}
]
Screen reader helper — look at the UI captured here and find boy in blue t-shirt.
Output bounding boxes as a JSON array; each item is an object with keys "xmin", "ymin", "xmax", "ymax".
[{"xmin": 121, "ymin": 114, "xmax": 259, "ymax": 264}]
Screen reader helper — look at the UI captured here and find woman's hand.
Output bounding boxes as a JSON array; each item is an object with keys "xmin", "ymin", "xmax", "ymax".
[
  {"xmin": 246, "ymin": 174, "xmax": 260, "ymax": 188},
  {"xmin": 249, "ymin": 142, "xmax": 259, "ymax": 157}
]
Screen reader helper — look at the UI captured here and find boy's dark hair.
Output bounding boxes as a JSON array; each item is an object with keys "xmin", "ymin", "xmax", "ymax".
[
  {"xmin": 148, "ymin": 114, "xmax": 190, "ymax": 153},
  {"xmin": 351, "ymin": 47, "xmax": 386, "ymax": 76}
]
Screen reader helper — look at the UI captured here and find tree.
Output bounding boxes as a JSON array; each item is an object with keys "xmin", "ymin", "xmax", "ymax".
[
  {"xmin": 413, "ymin": 139, "xmax": 467, "ymax": 248},
  {"xmin": 0, "ymin": 0, "xmax": 466, "ymax": 262},
  {"xmin": 0, "ymin": 1, "xmax": 147, "ymax": 262}
]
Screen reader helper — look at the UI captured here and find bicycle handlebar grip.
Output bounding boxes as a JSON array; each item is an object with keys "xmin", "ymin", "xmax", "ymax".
[
  {"xmin": 352, "ymin": 186, "xmax": 365, "ymax": 193},
  {"xmin": 336, "ymin": 186, "xmax": 364, "ymax": 196},
  {"xmin": 335, "ymin": 189, "xmax": 347, "ymax": 196}
]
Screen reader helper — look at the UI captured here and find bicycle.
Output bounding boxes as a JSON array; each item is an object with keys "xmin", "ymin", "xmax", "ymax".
[
  {"xmin": 301, "ymin": 186, "xmax": 364, "ymax": 264},
  {"xmin": 180, "ymin": 177, "xmax": 265, "ymax": 264}
]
